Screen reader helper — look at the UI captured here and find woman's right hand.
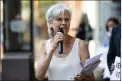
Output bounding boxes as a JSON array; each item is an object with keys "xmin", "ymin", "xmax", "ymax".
[
  {"xmin": 51, "ymin": 32, "xmax": 64, "ymax": 52},
  {"xmin": 74, "ymin": 74, "xmax": 95, "ymax": 81}
]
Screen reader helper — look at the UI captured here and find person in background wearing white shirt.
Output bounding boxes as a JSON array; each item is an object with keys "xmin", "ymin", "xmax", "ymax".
[{"xmin": 95, "ymin": 17, "xmax": 119, "ymax": 81}]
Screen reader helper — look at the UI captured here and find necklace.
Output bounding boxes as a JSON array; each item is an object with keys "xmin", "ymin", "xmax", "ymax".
[{"xmin": 55, "ymin": 53, "xmax": 68, "ymax": 60}]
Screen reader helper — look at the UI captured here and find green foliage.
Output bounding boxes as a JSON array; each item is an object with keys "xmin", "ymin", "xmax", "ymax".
[
  {"xmin": 38, "ymin": 1, "xmax": 56, "ymax": 7},
  {"xmin": 21, "ymin": 1, "xmax": 56, "ymax": 21},
  {"xmin": 38, "ymin": 1, "xmax": 56, "ymax": 21},
  {"xmin": 21, "ymin": 1, "xmax": 29, "ymax": 8}
]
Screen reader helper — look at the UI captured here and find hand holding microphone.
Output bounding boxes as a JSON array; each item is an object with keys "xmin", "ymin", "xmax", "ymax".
[{"xmin": 51, "ymin": 28, "xmax": 64, "ymax": 54}]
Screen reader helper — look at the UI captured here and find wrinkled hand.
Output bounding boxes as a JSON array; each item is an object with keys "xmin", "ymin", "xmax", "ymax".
[
  {"xmin": 51, "ymin": 32, "xmax": 64, "ymax": 51},
  {"xmin": 74, "ymin": 74, "xmax": 95, "ymax": 81}
]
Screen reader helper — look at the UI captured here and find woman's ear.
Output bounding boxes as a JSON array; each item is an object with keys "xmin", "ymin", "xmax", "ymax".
[{"xmin": 48, "ymin": 21, "xmax": 53, "ymax": 28}]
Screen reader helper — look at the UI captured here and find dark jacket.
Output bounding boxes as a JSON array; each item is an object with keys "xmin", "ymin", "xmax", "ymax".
[
  {"xmin": 107, "ymin": 24, "xmax": 121, "ymax": 71},
  {"xmin": 76, "ymin": 23, "xmax": 93, "ymax": 41}
]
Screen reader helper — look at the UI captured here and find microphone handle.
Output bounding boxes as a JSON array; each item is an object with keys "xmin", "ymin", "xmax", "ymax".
[{"xmin": 58, "ymin": 41, "xmax": 63, "ymax": 54}]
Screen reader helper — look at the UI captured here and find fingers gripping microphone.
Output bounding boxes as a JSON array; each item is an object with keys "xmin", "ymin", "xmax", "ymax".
[{"xmin": 58, "ymin": 28, "xmax": 64, "ymax": 54}]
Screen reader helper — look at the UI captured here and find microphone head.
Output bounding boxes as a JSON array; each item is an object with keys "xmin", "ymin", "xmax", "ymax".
[
  {"xmin": 58, "ymin": 28, "xmax": 64, "ymax": 33},
  {"xmin": 58, "ymin": 41, "xmax": 63, "ymax": 54}
]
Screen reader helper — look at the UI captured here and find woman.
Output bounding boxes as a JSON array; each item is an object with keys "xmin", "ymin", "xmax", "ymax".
[
  {"xmin": 97, "ymin": 17, "xmax": 119, "ymax": 80},
  {"xmin": 107, "ymin": 24, "xmax": 121, "ymax": 74},
  {"xmin": 104, "ymin": 17, "xmax": 119, "ymax": 47},
  {"xmin": 35, "ymin": 4, "xmax": 95, "ymax": 80}
]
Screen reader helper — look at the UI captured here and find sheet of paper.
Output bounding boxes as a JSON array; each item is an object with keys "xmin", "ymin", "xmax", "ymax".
[
  {"xmin": 110, "ymin": 56, "xmax": 120, "ymax": 80},
  {"xmin": 103, "ymin": 63, "xmax": 110, "ymax": 79},
  {"xmin": 81, "ymin": 54, "xmax": 103, "ymax": 75},
  {"xmin": 84, "ymin": 54, "xmax": 103, "ymax": 67}
]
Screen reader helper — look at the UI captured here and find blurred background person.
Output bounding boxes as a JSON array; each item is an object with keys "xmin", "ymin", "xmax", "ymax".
[
  {"xmin": 94, "ymin": 17, "xmax": 120, "ymax": 80},
  {"xmin": 102, "ymin": 17, "xmax": 119, "ymax": 81},
  {"xmin": 103, "ymin": 17, "xmax": 119, "ymax": 48},
  {"xmin": 9, "ymin": 14, "xmax": 25, "ymax": 50},
  {"xmin": 76, "ymin": 13, "xmax": 93, "ymax": 44},
  {"xmin": 107, "ymin": 24, "xmax": 121, "ymax": 75}
]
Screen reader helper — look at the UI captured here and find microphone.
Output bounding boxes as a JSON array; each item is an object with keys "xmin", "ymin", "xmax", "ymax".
[{"xmin": 58, "ymin": 28, "xmax": 64, "ymax": 54}]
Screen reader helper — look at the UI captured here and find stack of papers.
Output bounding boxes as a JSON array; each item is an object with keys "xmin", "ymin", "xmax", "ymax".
[{"xmin": 81, "ymin": 54, "xmax": 103, "ymax": 76}]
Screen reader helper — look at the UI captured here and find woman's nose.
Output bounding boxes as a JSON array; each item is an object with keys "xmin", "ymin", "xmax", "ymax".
[{"xmin": 61, "ymin": 20, "xmax": 66, "ymax": 25}]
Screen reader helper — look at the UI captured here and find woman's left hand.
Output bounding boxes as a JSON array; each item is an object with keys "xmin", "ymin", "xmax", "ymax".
[{"xmin": 74, "ymin": 74, "xmax": 95, "ymax": 81}]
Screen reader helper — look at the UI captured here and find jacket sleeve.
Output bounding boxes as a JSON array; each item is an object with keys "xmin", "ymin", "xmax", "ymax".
[{"xmin": 107, "ymin": 27, "xmax": 116, "ymax": 71}]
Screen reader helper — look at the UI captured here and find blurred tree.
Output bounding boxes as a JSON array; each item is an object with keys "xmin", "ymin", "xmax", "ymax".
[
  {"xmin": 38, "ymin": 1, "xmax": 56, "ymax": 21},
  {"xmin": 21, "ymin": 1, "xmax": 29, "ymax": 8}
]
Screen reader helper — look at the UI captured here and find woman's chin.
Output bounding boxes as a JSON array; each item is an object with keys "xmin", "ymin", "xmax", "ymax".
[
  {"xmin": 63, "ymin": 31, "xmax": 68, "ymax": 35},
  {"xmin": 63, "ymin": 30, "xmax": 69, "ymax": 34}
]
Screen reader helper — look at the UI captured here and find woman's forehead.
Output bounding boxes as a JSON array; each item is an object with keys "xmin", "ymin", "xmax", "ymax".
[{"xmin": 56, "ymin": 10, "xmax": 70, "ymax": 18}]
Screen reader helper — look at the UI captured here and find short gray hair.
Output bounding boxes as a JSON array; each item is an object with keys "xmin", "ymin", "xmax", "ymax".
[{"xmin": 45, "ymin": 4, "xmax": 72, "ymax": 37}]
